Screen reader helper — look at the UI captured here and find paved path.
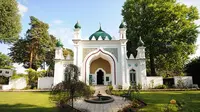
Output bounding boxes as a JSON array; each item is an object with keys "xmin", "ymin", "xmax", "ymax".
[{"xmin": 74, "ymin": 86, "xmax": 131, "ymax": 112}]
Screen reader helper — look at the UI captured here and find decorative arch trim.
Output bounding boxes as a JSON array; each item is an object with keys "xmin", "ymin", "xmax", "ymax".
[{"xmin": 84, "ymin": 48, "xmax": 116, "ymax": 85}]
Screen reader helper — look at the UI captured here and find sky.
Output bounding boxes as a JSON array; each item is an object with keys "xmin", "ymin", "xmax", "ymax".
[{"xmin": 0, "ymin": 0, "xmax": 200, "ymax": 58}]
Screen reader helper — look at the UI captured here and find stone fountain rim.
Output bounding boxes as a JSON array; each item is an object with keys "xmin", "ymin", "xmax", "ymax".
[{"xmin": 84, "ymin": 96, "xmax": 114, "ymax": 104}]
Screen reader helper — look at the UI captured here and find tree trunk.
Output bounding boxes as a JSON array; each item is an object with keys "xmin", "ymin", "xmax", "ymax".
[
  {"xmin": 72, "ymin": 95, "xmax": 74, "ymax": 108},
  {"xmin": 149, "ymin": 47, "xmax": 156, "ymax": 76},
  {"xmin": 29, "ymin": 50, "xmax": 33, "ymax": 69}
]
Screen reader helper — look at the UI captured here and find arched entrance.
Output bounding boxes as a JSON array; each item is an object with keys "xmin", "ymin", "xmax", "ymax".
[
  {"xmin": 90, "ymin": 58, "xmax": 110, "ymax": 85},
  {"xmin": 83, "ymin": 48, "xmax": 117, "ymax": 86},
  {"xmin": 97, "ymin": 70, "xmax": 104, "ymax": 84}
]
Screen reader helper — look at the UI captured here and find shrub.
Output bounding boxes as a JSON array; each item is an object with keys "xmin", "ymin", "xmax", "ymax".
[
  {"xmin": 118, "ymin": 85, "xmax": 122, "ymax": 89},
  {"xmin": 154, "ymin": 85, "xmax": 167, "ymax": 89},
  {"xmin": 177, "ymin": 79, "xmax": 185, "ymax": 89},
  {"xmin": 0, "ymin": 76, "xmax": 9, "ymax": 84},
  {"xmin": 11, "ymin": 71, "xmax": 26, "ymax": 80},
  {"xmin": 50, "ymin": 64, "xmax": 93, "ymax": 109},
  {"xmin": 25, "ymin": 68, "xmax": 47, "ymax": 89},
  {"xmin": 108, "ymin": 85, "xmax": 113, "ymax": 91}
]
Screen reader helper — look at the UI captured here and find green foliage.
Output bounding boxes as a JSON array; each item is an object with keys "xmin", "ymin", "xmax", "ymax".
[
  {"xmin": 122, "ymin": 0, "xmax": 199, "ymax": 76},
  {"xmin": 108, "ymin": 85, "xmax": 113, "ymax": 91},
  {"xmin": 0, "ymin": 52, "xmax": 12, "ymax": 68},
  {"xmin": 0, "ymin": 0, "xmax": 21, "ymax": 44},
  {"xmin": 50, "ymin": 64, "xmax": 93, "ymax": 108},
  {"xmin": 63, "ymin": 48, "xmax": 74, "ymax": 59},
  {"xmin": 177, "ymin": 79, "xmax": 186, "ymax": 89},
  {"xmin": 10, "ymin": 71, "xmax": 26, "ymax": 80},
  {"xmin": 25, "ymin": 68, "xmax": 46, "ymax": 89},
  {"xmin": 184, "ymin": 57, "xmax": 200, "ymax": 86},
  {"xmin": 9, "ymin": 16, "xmax": 52, "ymax": 70},
  {"xmin": 0, "ymin": 76, "xmax": 9, "ymax": 84},
  {"xmin": 154, "ymin": 85, "xmax": 168, "ymax": 89},
  {"xmin": 118, "ymin": 99, "xmax": 141, "ymax": 112},
  {"xmin": 162, "ymin": 98, "xmax": 189, "ymax": 112}
]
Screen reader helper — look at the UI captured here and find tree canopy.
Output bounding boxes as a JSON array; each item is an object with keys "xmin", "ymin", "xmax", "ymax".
[
  {"xmin": 9, "ymin": 16, "xmax": 74, "ymax": 73},
  {"xmin": 184, "ymin": 57, "xmax": 200, "ymax": 86},
  {"xmin": 0, "ymin": 52, "xmax": 12, "ymax": 68},
  {"xmin": 122, "ymin": 0, "xmax": 199, "ymax": 76},
  {"xmin": 0, "ymin": 0, "xmax": 21, "ymax": 43},
  {"xmin": 9, "ymin": 16, "xmax": 52, "ymax": 70}
]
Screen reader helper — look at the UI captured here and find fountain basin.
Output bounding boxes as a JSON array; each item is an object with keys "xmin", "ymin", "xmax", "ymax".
[{"xmin": 84, "ymin": 96, "xmax": 114, "ymax": 104}]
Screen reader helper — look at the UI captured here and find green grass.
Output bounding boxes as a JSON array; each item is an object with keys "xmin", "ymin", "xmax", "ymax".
[
  {"xmin": 0, "ymin": 92, "xmax": 57, "ymax": 112},
  {"xmin": 139, "ymin": 91, "xmax": 200, "ymax": 112},
  {"xmin": 112, "ymin": 90, "xmax": 200, "ymax": 112},
  {"xmin": 0, "ymin": 91, "xmax": 199, "ymax": 112}
]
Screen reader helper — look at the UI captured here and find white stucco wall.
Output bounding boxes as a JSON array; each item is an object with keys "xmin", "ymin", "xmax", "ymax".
[
  {"xmin": 2, "ymin": 77, "xmax": 27, "ymax": 90},
  {"xmin": 0, "ymin": 69, "xmax": 13, "ymax": 77},
  {"xmin": 174, "ymin": 76, "xmax": 193, "ymax": 88},
  {"xmin": 38, "ymin": 77, "xmax": 54, "ymax": 89},
  {"xmin": 146, "ymin": 77, "xmax": 163, "ymax": 88}
]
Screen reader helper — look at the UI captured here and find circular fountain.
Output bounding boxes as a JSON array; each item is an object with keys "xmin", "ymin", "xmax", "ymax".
[{"xmin": 84, "ymin": 91, "xmax": 114, "ymax": 104}]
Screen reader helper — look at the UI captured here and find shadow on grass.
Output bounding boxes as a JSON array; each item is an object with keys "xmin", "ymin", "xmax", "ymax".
[
  {"xmin": 0, "ymin": 103, "xmax": 90, "ymax": 112},
  {"xmin": 0, "ymin": 103, "xmax": 58, "ymax": 112},
  {"xmin": 139, "ymin": 91, "xmax": 200, "ymax": 112}
]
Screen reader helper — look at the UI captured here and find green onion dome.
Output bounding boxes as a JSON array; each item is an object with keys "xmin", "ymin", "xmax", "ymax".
[
  {"xmin": 56, "ymin": 39, "xmax": 63, "ymax": 47},
  {"xmin": 119, "ymin": 21, "xmax": 126, "ymax": 28},
  {"xmin": 74, "ymin": 21, "xmax": 81, "ymax": 29},
  {"xmin": 89, "ymin": 26, "xmax": 112, "ymax": 40}
]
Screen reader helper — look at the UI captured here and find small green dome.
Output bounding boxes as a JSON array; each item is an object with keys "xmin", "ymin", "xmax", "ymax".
[
  {"xmin": 74, "ymin": 21, "xmax": 81, "ymax": 29},
  {"xmin": 89, "ymin": 26, "xmax": 112, "ymax": 40},
  {"xmin": 56, "ymin": 39, "xmax": 63, "ymax": 47},
  {"xmin": 119, "ymin": 21, "xmax": 126, "ymax": 28},
  {"xmin": 138, "ymin": 36, "xmax": 144, "ymax": 46}
]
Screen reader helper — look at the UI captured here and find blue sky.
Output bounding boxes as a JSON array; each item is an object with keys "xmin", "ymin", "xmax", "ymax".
[{"xmin": 0, "ymin": 0, "xmax": 200, "ymax": 58}]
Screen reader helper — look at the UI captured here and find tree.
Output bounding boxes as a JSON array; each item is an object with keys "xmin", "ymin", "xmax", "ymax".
[
  {"xmin": 63, "ymin": 48, "xmax": 74, "ymax": 59},
  {"xmin": 9, "ymin": 38, "xmax": 29, "ymax": 67},
  {"xmin": 26, "ymin": 16, "xmax": 51, "ymax": 69},
  {"xmin": 45, "ymin": 35, "xmax": 74, "ymax": 76},
  {"xmin": 122, "ymin": 0, "xmax": 199, "ymax": 76},
  {"xmin": 184, "ymin": 57, "xmax": 200, "ymax": 86},
  {"xmin": 0, "ymin": 52, "xmax": 12, "ymax": 68},
  {"xmin": 0, "ymin": 0, "xmax": 21, "ymax": 43},
  {"xmin": 9, "ymin": 16, "xmax": 52, "ymax": 70},
  {"xmin": 50, "ymin": 64, "xmax": 92, "ymax": 109}
]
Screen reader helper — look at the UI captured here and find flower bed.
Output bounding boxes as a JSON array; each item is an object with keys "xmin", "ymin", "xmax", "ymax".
[{"xmin": 118, "ymin": 99, "xmax": 147, "ymax": 112}]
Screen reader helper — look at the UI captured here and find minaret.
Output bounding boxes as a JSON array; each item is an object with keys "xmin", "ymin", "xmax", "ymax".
[
  {"xmin": 73, "ymin": 21, "xmax": 81, "ymax": 40},
  {"xmin": 119, "ymin": 21, "xmax": 127, "ymax": 39},
  {"xmin": 119, "ymin": 21, "xmax": 128, "ymax": 89},
  {"xmin": 54, "ymin": 39, "xmax": 64, "ymax": 86},
  {"xmin": 55, "ymin": 39, "xmax": 64, "ymax": 60},
  {"xmin": 72, "ymin": 21, "xmax": 82, "ymax": 78},
  {"xmin": 136, "ymin": 37, "xmax": 145, "ymax": 59},
  {"xmin": 136, "ymin": 36, "xmax": 147, "ymax": 89}
]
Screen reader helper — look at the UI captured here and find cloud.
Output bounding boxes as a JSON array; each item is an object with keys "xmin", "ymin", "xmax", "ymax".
[
  {"xmin": 52, "ymin": 20, "xmax": 63, "ymax": 25},
  {"xmin": 49, "ymin": 27, "xmax": 74, "ymax": 49},
  {"xmin": 18, "ymin": 2, "xmax": 28, "ymax": 16}
]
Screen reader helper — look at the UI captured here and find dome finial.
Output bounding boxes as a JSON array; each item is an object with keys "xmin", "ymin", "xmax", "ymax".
[
  {"xmin": 119, "ymin": 20, "xmax": 126, "ymax": 28},
  {"xmin": 56, "ymin": 38, "xmax": 63, "ymax": 47},
  {"xmin": 138, "ymin": 36, "xmax": 144, "ymax": 46},
  {"xmin": 74, "ymin": 21, "xmax": 81, "ymax": 29},
  {"xmin": 99, "ymin": 22, "xmax": 102, "ymax": 30}
]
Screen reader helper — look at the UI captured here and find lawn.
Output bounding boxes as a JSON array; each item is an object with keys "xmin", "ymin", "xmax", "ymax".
[
  {"xmin": 139, "ymin": 91, "xmax": 200, "ymax": 112},
  {"xmin": 0, "ymin": 91, "xmax": 199, "ymax": 112},
  {"xmin": 0, "ymin": 92, "xmax": 57, "ymax": 112}
]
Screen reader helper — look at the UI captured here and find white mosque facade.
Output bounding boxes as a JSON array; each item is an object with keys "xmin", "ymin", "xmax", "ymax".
[{"xmin": 53, "ymin": 22, "xmax": 148, "ymax": 89}]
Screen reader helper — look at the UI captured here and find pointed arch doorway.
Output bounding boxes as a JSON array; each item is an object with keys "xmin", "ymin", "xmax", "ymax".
[{"xmin": 97, "ymin": 70, "xmax": 104, "ymax": 85}]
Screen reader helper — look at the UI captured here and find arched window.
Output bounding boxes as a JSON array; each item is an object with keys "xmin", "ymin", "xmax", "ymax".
[{"xmin": 130, "ymin": 69, "xmax": 136, "ymax": 84}]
